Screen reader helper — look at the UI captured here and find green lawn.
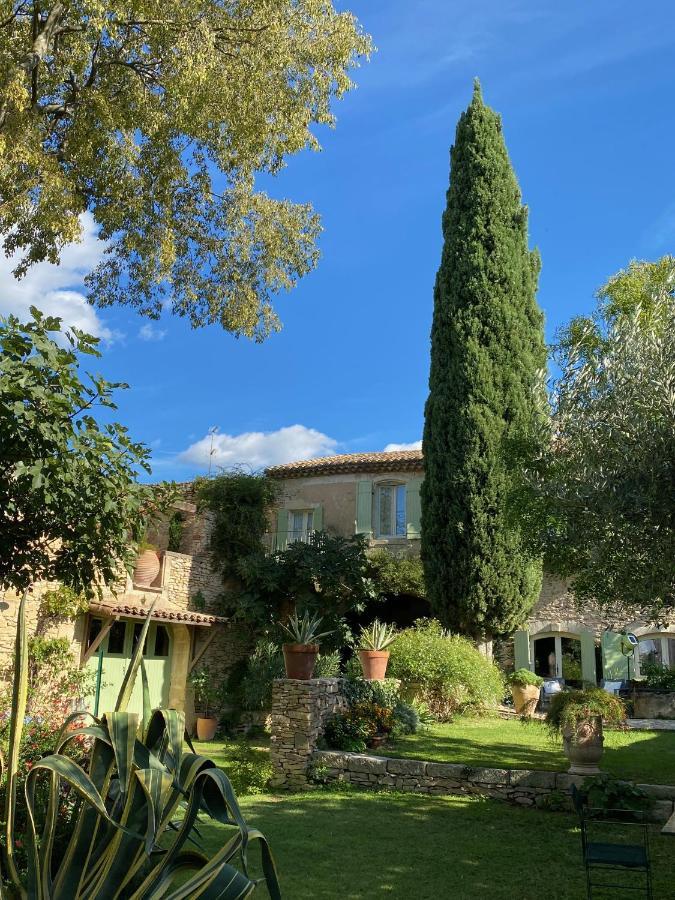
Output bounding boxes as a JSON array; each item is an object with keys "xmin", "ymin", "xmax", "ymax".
[
  {"xmin": 385, "ymin": 717, "xmax": 675, "ymax": 785},
  {"xmin": 193, "ymin": 737, "xmax": 675, "ymax": 898}
]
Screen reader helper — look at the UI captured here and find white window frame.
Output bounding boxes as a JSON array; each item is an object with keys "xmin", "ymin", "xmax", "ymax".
[
  {"xmin": 373, "ymin": 482, "xmax": 406, "ymax": 539},
  {"xmin": 287, "ymin": 509, "xmax": 314, "ymax": 543},
  {"xmin": 634, "ymin": 633, "xmax": 675, "ymax": 677}
]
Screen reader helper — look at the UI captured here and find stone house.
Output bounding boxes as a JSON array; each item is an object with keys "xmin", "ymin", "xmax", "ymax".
[{"xmin": 266, "ymin": 449, "xmax": 675, "ymax": 686}]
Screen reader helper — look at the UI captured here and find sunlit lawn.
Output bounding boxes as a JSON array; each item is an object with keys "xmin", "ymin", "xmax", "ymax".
[{"xmin": 385, "ymin": 717, "xmax": 675, "ymax": 785}]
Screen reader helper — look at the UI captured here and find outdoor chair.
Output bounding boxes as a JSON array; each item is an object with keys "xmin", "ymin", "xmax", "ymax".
[
  {"xmin": 571, "ymin": 785, "xmax": 653, "ymax": 899},
  {"xmin": 537, "ymin": 677, "xmax": 564, "ymax": 711}
]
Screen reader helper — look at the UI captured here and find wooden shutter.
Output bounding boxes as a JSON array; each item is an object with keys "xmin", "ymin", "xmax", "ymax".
[
  {"xmin": 276, "ymin": 509, "xmax": 288, "ymax": 552},
  {"xmin": 355, "ymin": 481, "xmax": 373, "ymax": 535},
  {"xmin": 580, "ymin": 629, "xmax": 597, "ymax": 686},
  {"xmin": 514, "ymin": 630, "xmax": 531, "ymax": 670},
  {"xmin": 601, "ymin": 630, "xmax": 630, "ymax": 681},
  {"xmin": 406, "ymin": 477, "xmax": 422, "ymax": 539},
  {"xmin": 312, "ymin": 504, "xmax": 323, "ymax": 533}
]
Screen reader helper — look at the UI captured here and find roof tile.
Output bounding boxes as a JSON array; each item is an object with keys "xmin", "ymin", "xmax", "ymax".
[{"xmin": 266, "ymin": 449, "xmax": 423, "ymax": 479}]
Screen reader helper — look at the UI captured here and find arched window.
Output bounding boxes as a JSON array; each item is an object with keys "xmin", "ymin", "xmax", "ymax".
[
  {"xmin": 373, "ymin": 481, "xmax": 406, "ymax": 538},
  {"xmin": 635, "ymin": 633, "xmax": 675, "ymax": 676}
]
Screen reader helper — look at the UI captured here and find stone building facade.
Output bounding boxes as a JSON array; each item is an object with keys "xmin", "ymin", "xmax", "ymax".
[{"xmin": 266, "ymin": 449, "xmax": 675, "ymax": 685}]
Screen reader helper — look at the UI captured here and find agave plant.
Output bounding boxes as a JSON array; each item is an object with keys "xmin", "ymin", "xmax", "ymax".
[
  {"xmin": 358, "ymin": 620, "xmax": 397, "ymax": 652},
  {"xmin": 279, "ymin": 611, "xmax": 332, "ymax": 646},
  {"xmin": 0, "ymin": 594, "xmax": 281, "ymax": 898}
]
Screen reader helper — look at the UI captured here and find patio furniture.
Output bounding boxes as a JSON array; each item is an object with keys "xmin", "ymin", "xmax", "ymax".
[
  {"xmin": 537, "ymin": 677, "xmax": 564, "ymax": 711},
  {"xmin": 571, "ymin": 785, "xmax": 653, "ymax": 899}
]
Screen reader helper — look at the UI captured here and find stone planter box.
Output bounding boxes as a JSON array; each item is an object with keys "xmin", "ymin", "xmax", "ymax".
[{"xmin": 633, "ymin": 691, "xmax": 675, "ymax": 720}]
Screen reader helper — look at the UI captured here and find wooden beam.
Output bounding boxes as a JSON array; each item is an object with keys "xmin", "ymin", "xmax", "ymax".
[
  {"xmin": 81, "ymin": 616, "xmax": 118, "ymax": 666},
  {"xmin": 189, "ymin": 628, "xmax": 218, "ymax": 673}
]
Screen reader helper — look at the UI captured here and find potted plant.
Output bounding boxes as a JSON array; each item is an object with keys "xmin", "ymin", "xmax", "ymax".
[
  {"xmin": 280, "ymin": 611, "xmax": 333, "ymax": 680},
  {"xmin": 133, "ymin": 540, "xmax": 161, "ymax": 587},
  {"xmin": 190, "ymin": 666, "xmax": 220, "ymax": 740},
  {"xmin": 358, "ymin": 619, "xmax": 397, "ymax": 680},
  {"xmin": 506, "ymin": 668, "xmax": 544, "ymax": 716},
  {"xmin": 546, "ymin": 688, "xmax": 626, "ymax": 774}
]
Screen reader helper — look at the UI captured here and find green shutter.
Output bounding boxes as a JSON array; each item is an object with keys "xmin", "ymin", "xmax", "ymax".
[
  {"xmin": 312, "ymin": 505, "xmax": 323, "ymax": 533},
  {"xmin": 406, "ymin": 478, "xmax": 422, "ymax": 539},
  {"xmin": 355, "ymin": 480, "xmax": 373, "ymax": 535},
  {"xmin": 601, "ymin": 630, "xmax": 630, "ymax": 681},
  {"xmin": 276, "ymin": 509, "xmax": 288, "ymax": 552},
  {"xmin": 580, "ymin": 629, "xmax": 597, "ymax": 686},
  {"xmin": 514, "ymin": 629, "xmax": 530, "ymax": 670}
]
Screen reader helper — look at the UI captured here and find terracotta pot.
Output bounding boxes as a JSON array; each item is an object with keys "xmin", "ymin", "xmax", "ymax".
[
  {"xmin": 563, "ymin": 716, "xmax": 604, "ymax": 774},
  {"xmin": 358, "ymin": 650, "xmax": 390, "ymax": 681},
  {"xmin": 510, "ymin": 683, "xmax": 541, "ymax": 716},
  {"xmin": 133, "ymin": 549, "xmax": 161, "ymax": 587},
  {"xmin": 196, "ymin": 716, "xmax": 218, "ymax": 741},
  {"xmin": 282, "ymin": 643, "xmax": 319, "ymax": 680},
  {"xmin": 368, "ymin": 733, "xmax": 387, "ymax": 749}
]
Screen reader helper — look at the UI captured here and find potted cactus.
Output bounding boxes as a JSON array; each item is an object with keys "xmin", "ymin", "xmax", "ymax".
[
  {"xmin": 358, "ymin": 619, "xmax": 397, "ymax": 680},
  {"xmin": 546, "ymin": 688, "xmax": 626, "ymax": 774},
  {"xmin": 506, "ymin": 668, "xmax": 544, "ymax": 716},
  {"xmin": 280, "ymin": 611, "xmax": 333, "ymax": 680}
]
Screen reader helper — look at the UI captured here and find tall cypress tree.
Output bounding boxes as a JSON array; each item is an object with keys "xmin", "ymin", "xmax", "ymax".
[{"xmin": 421, "ymin": 81, "xmax": 546, "ymax": 642}]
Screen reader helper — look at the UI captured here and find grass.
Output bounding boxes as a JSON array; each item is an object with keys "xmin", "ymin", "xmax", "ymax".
[{"xmin": 385, "ymin": 716, "xmax": 675, "ymax": 785}]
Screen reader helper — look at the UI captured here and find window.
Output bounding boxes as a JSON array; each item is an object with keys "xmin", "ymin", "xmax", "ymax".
[
  {"xmin": 87, "ymin": 617, "xmax": 103, "ymax": 650},
  {"xmin": 374, "ymin": 483, "xmax": 406, "ymax": 538},
  {"xmin": 154, "ymin": 626, "xmax": 170, "ymax": 658},
  {"xmin": 288, "ymin": 509, "xmax": 314, "ymax": 543},
  {"xmin": 107, "ymin": 620, "xmax": 127, "ymax": 655},
  {"xmin": 636, "ymin": 634, "xmax": 675, "ymax": 675},
  {"xmin": 131, "ymin": 623, "xmax": 148, "ymax": 654}
]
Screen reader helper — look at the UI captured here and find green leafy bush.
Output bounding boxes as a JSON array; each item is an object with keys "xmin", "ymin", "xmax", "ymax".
[
  {"xmin": 579, "ymin": 774, "xmax": 654, "ymax": 820},
  {"xmin": 343, "ymin": 677, "xmax": 401, "ymax": 710},
  {"xmin": 641, "ymin": 662, "xmax": 675, "ymax": 692},
  {"xmin": 224, "ymin": 741, "xmax": 275, "ymax": 796},
  {"xmin": 368, "ymin": 550, "xmax": 425, "ymax": 597},
  {"xmin": 387, "ymin": 619, "xmax": 504, "ymax": 719},
  {"xmin": 507, "ymin": 668, "xmax": 544, "ymax": 688},
  {"xmin": 323, "ymin": 710, "xmax": 373, "ymax": 753},
  {"xmin": 546, "ymin": 688, "xmax": 626, "ymax": 735},
  {"xmin": 391, "ymin": 702, "xmax": 420, "ymax": 736},
  {"xmin": 315, "ymin": 650, "xmax": 341, "ymax": 678}
]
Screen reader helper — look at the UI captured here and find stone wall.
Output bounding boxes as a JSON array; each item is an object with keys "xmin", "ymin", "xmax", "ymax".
[
  {"xmin": 270, "ymin": 678, "xmax": 346, "ymax": 788},
  {"xmin": 310, "ymin": 750, "xmax": 675, "ymax": 822}
]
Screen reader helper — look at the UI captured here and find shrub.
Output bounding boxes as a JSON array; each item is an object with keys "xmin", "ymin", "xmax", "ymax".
[
  {"xmin": 238, "ymin": 641, "xmax": 286, "ymax": 712},
  {"xmin": 546, "ymin": 688, "xmax": 626, "ymax": 736},
  {"xmin": 641, "ymin": 662, "xmax": 675, "ymax": 692},
  {"xmin": 391, "ymin": 702, "xmax": 420, "ymax": 735},
  {"xmin": 507, "ymin": 668, "xmax": 544, "ymax": 688},
  {"xmin": 315, "ymin": 650, "xmax": 342, "ymax": 678},
  {"xmin": 323, "ymin": 710, "xmax": 373, "ymax": 753},
  {"xmin": 386, "ymin": 619, "xmax": 504, "ymax": 719},
  {"xmin": 579, "ymin": 774, "xmax": 654, "ymax": 820},
  {"xmin": 224, "ymin": 741, "xmax": 275, "ymax": 796},
  {"xmin": 343, "ymin": 677, "xmax": 401, "ymax": 710}
]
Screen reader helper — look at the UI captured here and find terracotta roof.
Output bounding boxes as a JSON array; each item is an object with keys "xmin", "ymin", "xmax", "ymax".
[
  {"xmin": 88, "ymin": 601, "xmax": 225, "ymax": 626},
  {"xmin": 266, "ymin": 449, "xmax": 424, "ymax": 479}
]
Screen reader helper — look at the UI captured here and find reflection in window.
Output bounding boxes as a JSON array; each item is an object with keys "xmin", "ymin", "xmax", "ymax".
[
  {"xmin": 154, "ymin": 626, "xmax": 170, "ymax": 658},
  {"xmin": 288, "ymin": 510, "xmax": 314, "ymax": 543},
  {"xmin": 132, "ymin": 623, "xmax": 148, "ymax": 655},
  {"xmin": 107, "ymin": 620, "xmax": 126, "ymax": 654},
  {"xmin": 87, "ymin": 618, "xmax": 103, "ymax": 649},
  {"xmin": 375, "ymin": 484, "xmax": 406, "ymax": 537},
  {"xmin": 638, "ymin": 638, "xmax": 662, "ymax": 668}
]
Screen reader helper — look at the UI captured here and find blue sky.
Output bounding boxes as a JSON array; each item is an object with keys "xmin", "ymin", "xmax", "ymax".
[{"xmin": 4, "ymin": 0, "xmax": 675, "ymax": 480}]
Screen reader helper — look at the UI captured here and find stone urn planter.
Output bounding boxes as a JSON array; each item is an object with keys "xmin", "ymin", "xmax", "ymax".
[
  {"xmin": 563, "ymin": 716, "xmax": 605, "ymax": 774},
  {"xmin": 133, "ymin": 548, "xmax": 160, "ymax": 587},
  {"xmin": 358, "ymin": 650, "xmax": 390, "ymax": 681},
  {"xmin": 511, "ymin": 683, "xmax": 541, "ymax": 716},
  {"xmin": 282, "ymin": 643, "xmax": 319, "ymax": 680},
  {"xmin": 196, "ymin": 716, "xmax": 218, "ymax": 741}
]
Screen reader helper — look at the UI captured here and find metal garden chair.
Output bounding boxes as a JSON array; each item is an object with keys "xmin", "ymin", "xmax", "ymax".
[{"xmin": 571, "ymin": 785, "xmax": 653, "ymax": 899}]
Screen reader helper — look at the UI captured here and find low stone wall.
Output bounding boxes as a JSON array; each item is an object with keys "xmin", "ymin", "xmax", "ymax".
[
  {"xmin": 310, "ymin": 750, "xmax": 675, "ymax": 823},
  {"xmin": 633, "ymin": 692, "xmax": 675, "ymax": 720},
  {"xmin": 270, "ymin": 678, "xmax": 346, "ymax": 788}
]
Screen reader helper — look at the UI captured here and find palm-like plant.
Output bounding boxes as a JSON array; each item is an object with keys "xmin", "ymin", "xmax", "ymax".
[
  {"xmin": 279, "ymin": 611, "xmax": 332, "ymax": 646},
  {"xmin": 358, "ymin": 620, "xmax": 397, "ymax": 652},
  {"xmin": 0, "ymin": 595, "xmax": 280, "ymax": 898}
]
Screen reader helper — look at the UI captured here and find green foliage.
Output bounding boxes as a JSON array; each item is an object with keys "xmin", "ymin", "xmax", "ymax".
[
  {"xmin": 578, "ymin": 774, "xmax": 654, "ymax": 820},
  {"xmin": 226, "ymin": 531, "xmax": 377, "ymax": 646},
  {"xmin": 189, "ymin": 666, "xmax": 222, "ymax": 718},
  {"xmin": 38, "ymin": 585, "xmax": 89, "ymax": 620},
  {"xmin": 640, "ymin": 663, "xmax": 675, "ymax": 692},
  {"xmin": 507, "ymin": 668, "xmax": 544, "ymax": 688},
  {"xmin": 280, "ymin": 610, "xmax": 333, "ymax": 645},
  {"xmin": 1, "ymin": 596, "xmax": 280, "ymax": 898},
  {"xmin": 343, "ymin": 677, "xmax": 401, "ymax": 711},
  {"xmin": 315, "ymin": 651, "xmax": 342, "ymax": 678},
  {"xmin": 166, "ymin": 510, "xmax": 184, "ymax": 553},
  {"xmin": 368, "ymin": 550, "xmax": 426, "ymax": 598},
  {"xmin": 323, "ymin": 710, "xmax": 373, "ymax": 753},
  {"xmin": 546, "ymin": 688, "xmax": 626, "ymax": 736},
  {"xmin": 191, "ymin": 589, "xmax": 206, "ymax": 612},
  {"xmin": 519, "ymin": 260, "xmax": 675, "ymax": 618},
  {"xmin": 324, "ymin": 678, "xmax": 420, "ymax": 751},
  {"xmin": 0, "ymin": 310, "xmax": 170, "ymax": 596},
  {"xmin": 237, "ymin": 642, "xmax": 285, "ymax": 712},
  {"xmin": 358, "ymin": 619, "xmax": 397, "ymax": 651},
  {"xmin": 224, "ymin": 742, "xmax": 274, "ymax": 797},
  {"xmin": 1, "ymin": 1, "xmax": 371, "ymax": 336},
  {"xmin": 197, "ymin": 470, "xmax": 281, "ymax": 580},
  {"xmin": 421, "ymin": 81, "xmax": 546, "ymax": 639},
  {"xmin": 387, "ymin": 620, "xmax": 505, "ymax": 719}
]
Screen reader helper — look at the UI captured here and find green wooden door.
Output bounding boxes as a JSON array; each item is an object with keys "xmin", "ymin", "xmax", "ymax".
[{"xmin": 86, "ymin": 619, "xmax": 172, "ymax": 716}]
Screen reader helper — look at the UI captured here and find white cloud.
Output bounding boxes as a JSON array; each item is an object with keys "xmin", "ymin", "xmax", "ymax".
[
  {"xmin": 0, "ymin": 212, "xmax": 114, "ymax": 340},
  {"xmin": 179, "ymin": 425, "xmax": 338, "ymax": 471},
  {"xmin": 138, "ymin": 323, "xmax": 167, "ymax": 342},
  {"xmin": 383, "ymin": 440, "xmax": 422, "ymax": 452}
]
